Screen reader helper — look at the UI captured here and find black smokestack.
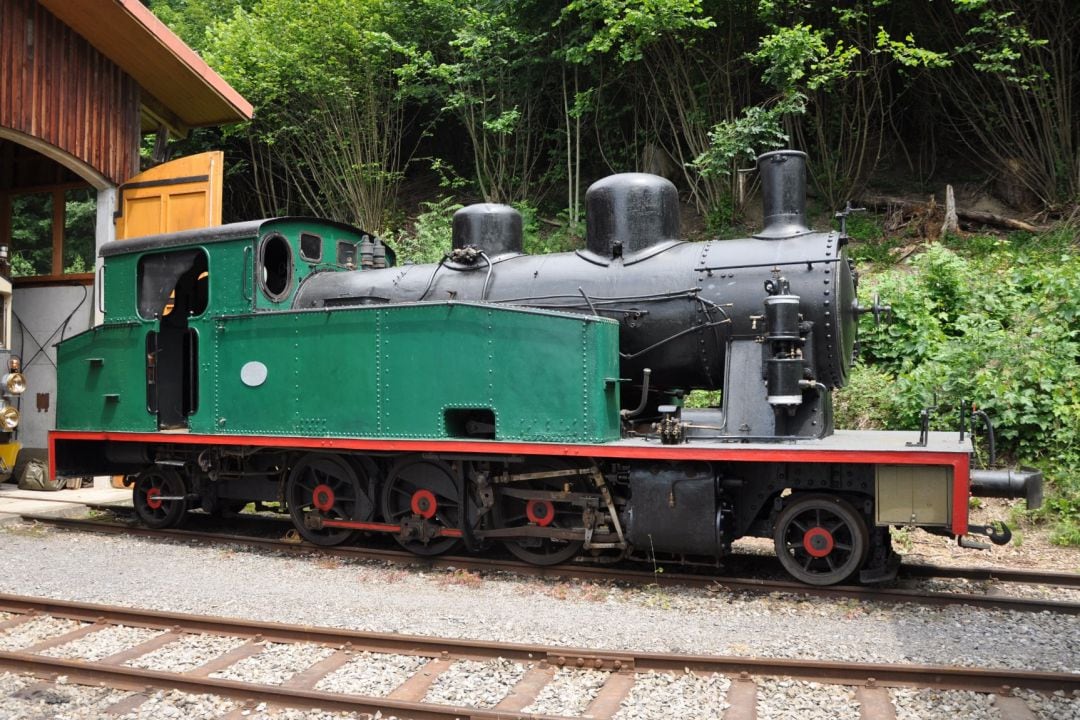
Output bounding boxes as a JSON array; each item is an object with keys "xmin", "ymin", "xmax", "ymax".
[{"xmin": 755, "ymin": 150, "xmax": 810, "ymax": 239}]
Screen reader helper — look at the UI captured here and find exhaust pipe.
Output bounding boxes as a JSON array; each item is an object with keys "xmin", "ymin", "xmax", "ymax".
[
  {"xmin": 969, "ymin": 467, "xmax": 1043, "ymax": 510},
  {"xmin": 755, "ymin": 150, "xmax": 811, "ymax": 240}
]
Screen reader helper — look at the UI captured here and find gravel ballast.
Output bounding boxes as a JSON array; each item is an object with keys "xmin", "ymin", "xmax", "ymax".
[
  {"xmin": 422, "ymin": 658, "xmax": 525, "ymax": 708},
  {"xmin": 0, "ymin": 523, "xmax": 1077, "ymax": 720},
  {"xmin": 757, "ymin": 678, "xmax": 860, "ymax": 720},
  {"xmin": 0, "ymin": 615, "xmax": 84, "ymax": 651},
  {"xmin": 315, "ymin": 651, "xmax": 429, "ymax": 696},
  {"xmin": 209, "ymin": 641, "xmax": 335, "ymax": 685},
  {"xmin": 41, "ymin": 624, "xmax": 163, "ymax": 661},
  {"xmin": 0, "ymin": 672, "xmax": 128, "ymax": 719},
  {"xmin": 890, "ymin": 688, "xmax": 1002, "ymax": 720},
  {"xmin": 127, "ymin": 632, "xmax": 247, "ymax": 672},
  {"xmin": 612, "ymin": 671, "xmax": 731, "ymax": 720}
]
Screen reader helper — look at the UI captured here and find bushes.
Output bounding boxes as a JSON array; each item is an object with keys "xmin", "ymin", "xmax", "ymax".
[{"xmin": 842, "ymin": 234, "xmax": 1080, "ymax": 543}]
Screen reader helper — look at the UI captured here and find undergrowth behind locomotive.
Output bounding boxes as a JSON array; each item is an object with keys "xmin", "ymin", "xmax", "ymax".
[{"xmin": 295, "ymin": 150, "xmax": 864, "ymax": 440}]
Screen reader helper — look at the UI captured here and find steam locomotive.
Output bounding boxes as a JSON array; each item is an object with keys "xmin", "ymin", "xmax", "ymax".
[{"xmin": 50, "ymin": 150, "xmax": 1041, "ymax": 585}]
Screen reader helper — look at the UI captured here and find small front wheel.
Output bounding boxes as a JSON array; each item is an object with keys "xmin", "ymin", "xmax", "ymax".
[
  {"xmin": 133, "ymin": 468, "xmax": 188, "ymax": 529},
  {"xmin": 773, "ymin": 494, "xmax": 869, "ymax": 586}
]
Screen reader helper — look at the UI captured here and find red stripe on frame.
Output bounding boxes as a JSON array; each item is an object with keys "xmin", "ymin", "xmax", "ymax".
[
  {"xmin": 49, "ymin": 430, "xmax": 969, "ymax": 465},
  {"xmin": 51, "ymin": 430, "xmax": 971, "ymax": 534}
]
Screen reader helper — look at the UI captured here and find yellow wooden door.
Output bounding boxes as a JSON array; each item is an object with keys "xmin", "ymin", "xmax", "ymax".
[{"xmin": 115, "ymin": 151, "xmax": 223, "ymax": 240}]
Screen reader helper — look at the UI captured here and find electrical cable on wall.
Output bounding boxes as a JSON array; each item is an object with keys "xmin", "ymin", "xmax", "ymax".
[{"xmin": 15, "ymin": 283, "xmax": 89, "ymax": 371}]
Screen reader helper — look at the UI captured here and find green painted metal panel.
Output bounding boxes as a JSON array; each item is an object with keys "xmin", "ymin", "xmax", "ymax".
[
  {"xmin": 101, "ymin": 255, "xmax": 141, "ymax": 324},
  {"xmin": 55, "ymin": 324, "xmax": 156, "ymax": 432},
  {"xmin": 205, "ymin": 310, "xmax": 380, "ymax": 436},
  {"xmin": 208, "ymin": 302, "xmax": 620, "ymax": 443}
]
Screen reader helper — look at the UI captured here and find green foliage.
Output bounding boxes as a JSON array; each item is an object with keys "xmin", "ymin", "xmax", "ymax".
[
  {"xmin": 9, "ymin": 193, "xmax": 53, "ymax": 276},
  {"xmin": 430, "ymin": 4, "xmax": 552, "ymax": 203},
  {"xmin": 842, "ymin": 213, "xmax": 907, "ymax": 265},
  {"xmin": 851, "ymin": 234, "xmax": 1080, "ymax": 542},
  {"xmin": 953, "ymin": 0, "xmax": 1048, "ymax": 88},
  {"xmin": 833, "ymin": 365, "xmax": 906, "ymax": 430},
  {"xmin": 684, "ymin": 389, "xmax": 722, "ymax": 409},
  {"xmin": 389, "ymin": 196, "xmax": 461, "ymax": 265},
  {"xmin": 559, "ymin": 0, "xmax": 715, "ymax": 63},
  {"xmin": 750, "ymin": 23, "xmax": 859, "ymax": 93},
  {"xmin": 205, "ymin": 0, "xmax": 427, "ymax": 229},
  {"xmin": 148, "ymin": 0, "xmax": 255, "ymax": 52},
  {"xmin": 693, "ymin": 96, "xmax": 804, "ymax": 179}
]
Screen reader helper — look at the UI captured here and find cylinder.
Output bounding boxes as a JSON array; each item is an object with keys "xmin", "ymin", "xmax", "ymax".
[
  {"xmin": 756, "ymin": 150, "xmax": 810, "ymax": 239},
  {"xmin": 452, "ymin": 204, "xmax": 523, "ymax": 257},
  {"xmin": 585, "ymin": 173, "xmax": 679, "ymax": 258},
  {"xmin": 767, "ymin": 357, "xmax": 804, "ymax": 406},
  {"xmin": 765, "ymin": 295, "xmax": 801, "ymax": 341}
]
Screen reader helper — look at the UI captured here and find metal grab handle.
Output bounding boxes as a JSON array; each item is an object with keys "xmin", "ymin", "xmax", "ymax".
[
  {"xmin": 96, "ymin": 265, "xmax": 106, "ymax": 315},
  {"xmin": 186, "ymin": 329, "xmax": 197, "ymax": 415},
  {"xmin": 242, "ymin": 246, "xmax": 253, "ymax": 302}
]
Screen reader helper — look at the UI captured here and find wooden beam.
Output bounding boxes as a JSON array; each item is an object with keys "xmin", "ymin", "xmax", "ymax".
[
  {"xmin": 51, "ymin": 187, "xmax": 64, "ymax": 274},
  {"xmin": 0, "ymin": 194, "xmax": 10, "ymax": 253},
  {"xmin": 140, "ymin": 93, "xmax": 189, "ymax": 140}
]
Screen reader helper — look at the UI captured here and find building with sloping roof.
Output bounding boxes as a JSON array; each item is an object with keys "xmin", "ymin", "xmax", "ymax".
[{"xmin": 0, "ymin": 0, "xmax": 251, "ymax": 465}]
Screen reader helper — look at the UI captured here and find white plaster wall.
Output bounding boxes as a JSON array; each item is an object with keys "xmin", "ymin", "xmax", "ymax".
[
  {"xmin": 11, "ymin": 284, "xmax": 95, "ymax": 452},
  {"xmin": 10, "ymin": 187, "xmax": 115, "ymax": 453}
]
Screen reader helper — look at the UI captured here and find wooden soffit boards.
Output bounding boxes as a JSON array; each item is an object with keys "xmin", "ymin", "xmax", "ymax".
[
  {"xmin": 37, "ymin": 0, "xmax": 253, "ymax": 132},
  {"xmin": 0, "ymin": 1, "xmax": 141, "ymax": 186}
]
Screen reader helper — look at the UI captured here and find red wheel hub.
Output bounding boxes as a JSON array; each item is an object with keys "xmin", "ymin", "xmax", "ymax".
[
  {"xmin": 312, "ymin": 484, "xmax": 336, "ymax": 513},
  {"xmin": 803, "ymin": 527, "xmax": 834, "ymax": 558},
  {"xmin": 526, "ymin": 499, "xmax": 555, "ymax": 527},
  {"xmin": 146, "ymin": 487, "xmax": 163, "ymax": 510},
  {"xmin": 411, "ymin": 489, "xmax": 438, "ymax": 519}
]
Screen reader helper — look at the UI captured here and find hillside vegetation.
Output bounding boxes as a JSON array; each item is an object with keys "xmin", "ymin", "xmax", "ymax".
[{"xmin": 151, "ymin": 0, "xmax": 1079, "ymax": 541}]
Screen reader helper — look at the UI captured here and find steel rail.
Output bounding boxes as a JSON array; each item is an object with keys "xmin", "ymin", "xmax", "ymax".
[
  {"xmin": 0, "ymin": 593, "xmax": 1076, "ymax": 694},
  {"xmin": 20, "ymin": 513, "xmax": 1080, "ymax": 616},
  {"xmin": 0, "ymin": 651, "xmax": 573, "ymax": 720}
]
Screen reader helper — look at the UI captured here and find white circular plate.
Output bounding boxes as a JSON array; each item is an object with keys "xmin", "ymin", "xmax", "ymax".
[{"xmin": 240, "ymin": 361, "xmax": 268, "ymax": 387}]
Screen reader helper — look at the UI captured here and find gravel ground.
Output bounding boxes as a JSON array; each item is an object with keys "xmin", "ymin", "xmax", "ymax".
[
  {"xmin": 0, "ymin": 527, "xmax": 1076, "ymax": 679},
  {"xmin": 0, "ymin": 615, "xmax": 84, "ymax": 651},
  {"xmin": 0, "ymin": 672, "xmax": 128, "ymax": 719},
  {"xmin": 242, "ymin": 705, "xmax": 367, "ymax": 720},
  {"xmin": 315, "ymin": 651, "xmax": 429, "ymax": 696},
  {"xmin": 41, "ymin": 624, "xmax": 163, "ymax": 661},
  {"xmin": 422, "ymin": 658, "xmax": 525, "ymax": 708},
  {"xmin": 127, "ymin": 632, "xmax": 247, "ymax": 672},
  {"xmin": 612, "ymin": 671, "xmax": 731, "ymax": 720},
  {"xmin": 756, "ymin": 678, "xmax": 859, "ymax": 720},
  {"xmin": 1, "ymin": 522, "xmax": 1078, "ymax": 720},
  {"xmin": 890, "ymin": 688, "xmax": 1001, "ymax": 720},
  {"xmin": 209, "ymin": 641, "xmax": 335, "ymax": 685},
  {"xmin": 521, "ymin": 667, "xmax": 607, "ymax": 716},
  {"xmin": 113, "ymin": 689, "xmax": 237, "ymax": 719},
  {"xmin": 1013, "ymin": 689, "xmax": 1080, "ymax": 720}
]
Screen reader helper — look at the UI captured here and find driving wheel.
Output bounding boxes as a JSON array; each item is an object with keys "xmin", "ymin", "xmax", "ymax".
[
  {"xmin": 492, "ymin": 460, "xmax": 587, "ymax": 566},
  {"xmin": 773, "ymin": 494, "xmax": 869, "ymax": 586},
  {"xmin": 381, "ymin": 458, "xmax": 463, "ymax": 556},
  {"xmin": 286, "ymin": 454, "xmax": 372, "ymax": 546}
]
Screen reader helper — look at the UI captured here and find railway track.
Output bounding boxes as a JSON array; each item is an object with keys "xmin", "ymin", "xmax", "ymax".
[
  {"xmin": 19, "ymin": 512, "xmax": 1080, "ymax": 616},
  {"xmin": 0, "ymin": 592, "xmax": 1075, "ymax": 720}
]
